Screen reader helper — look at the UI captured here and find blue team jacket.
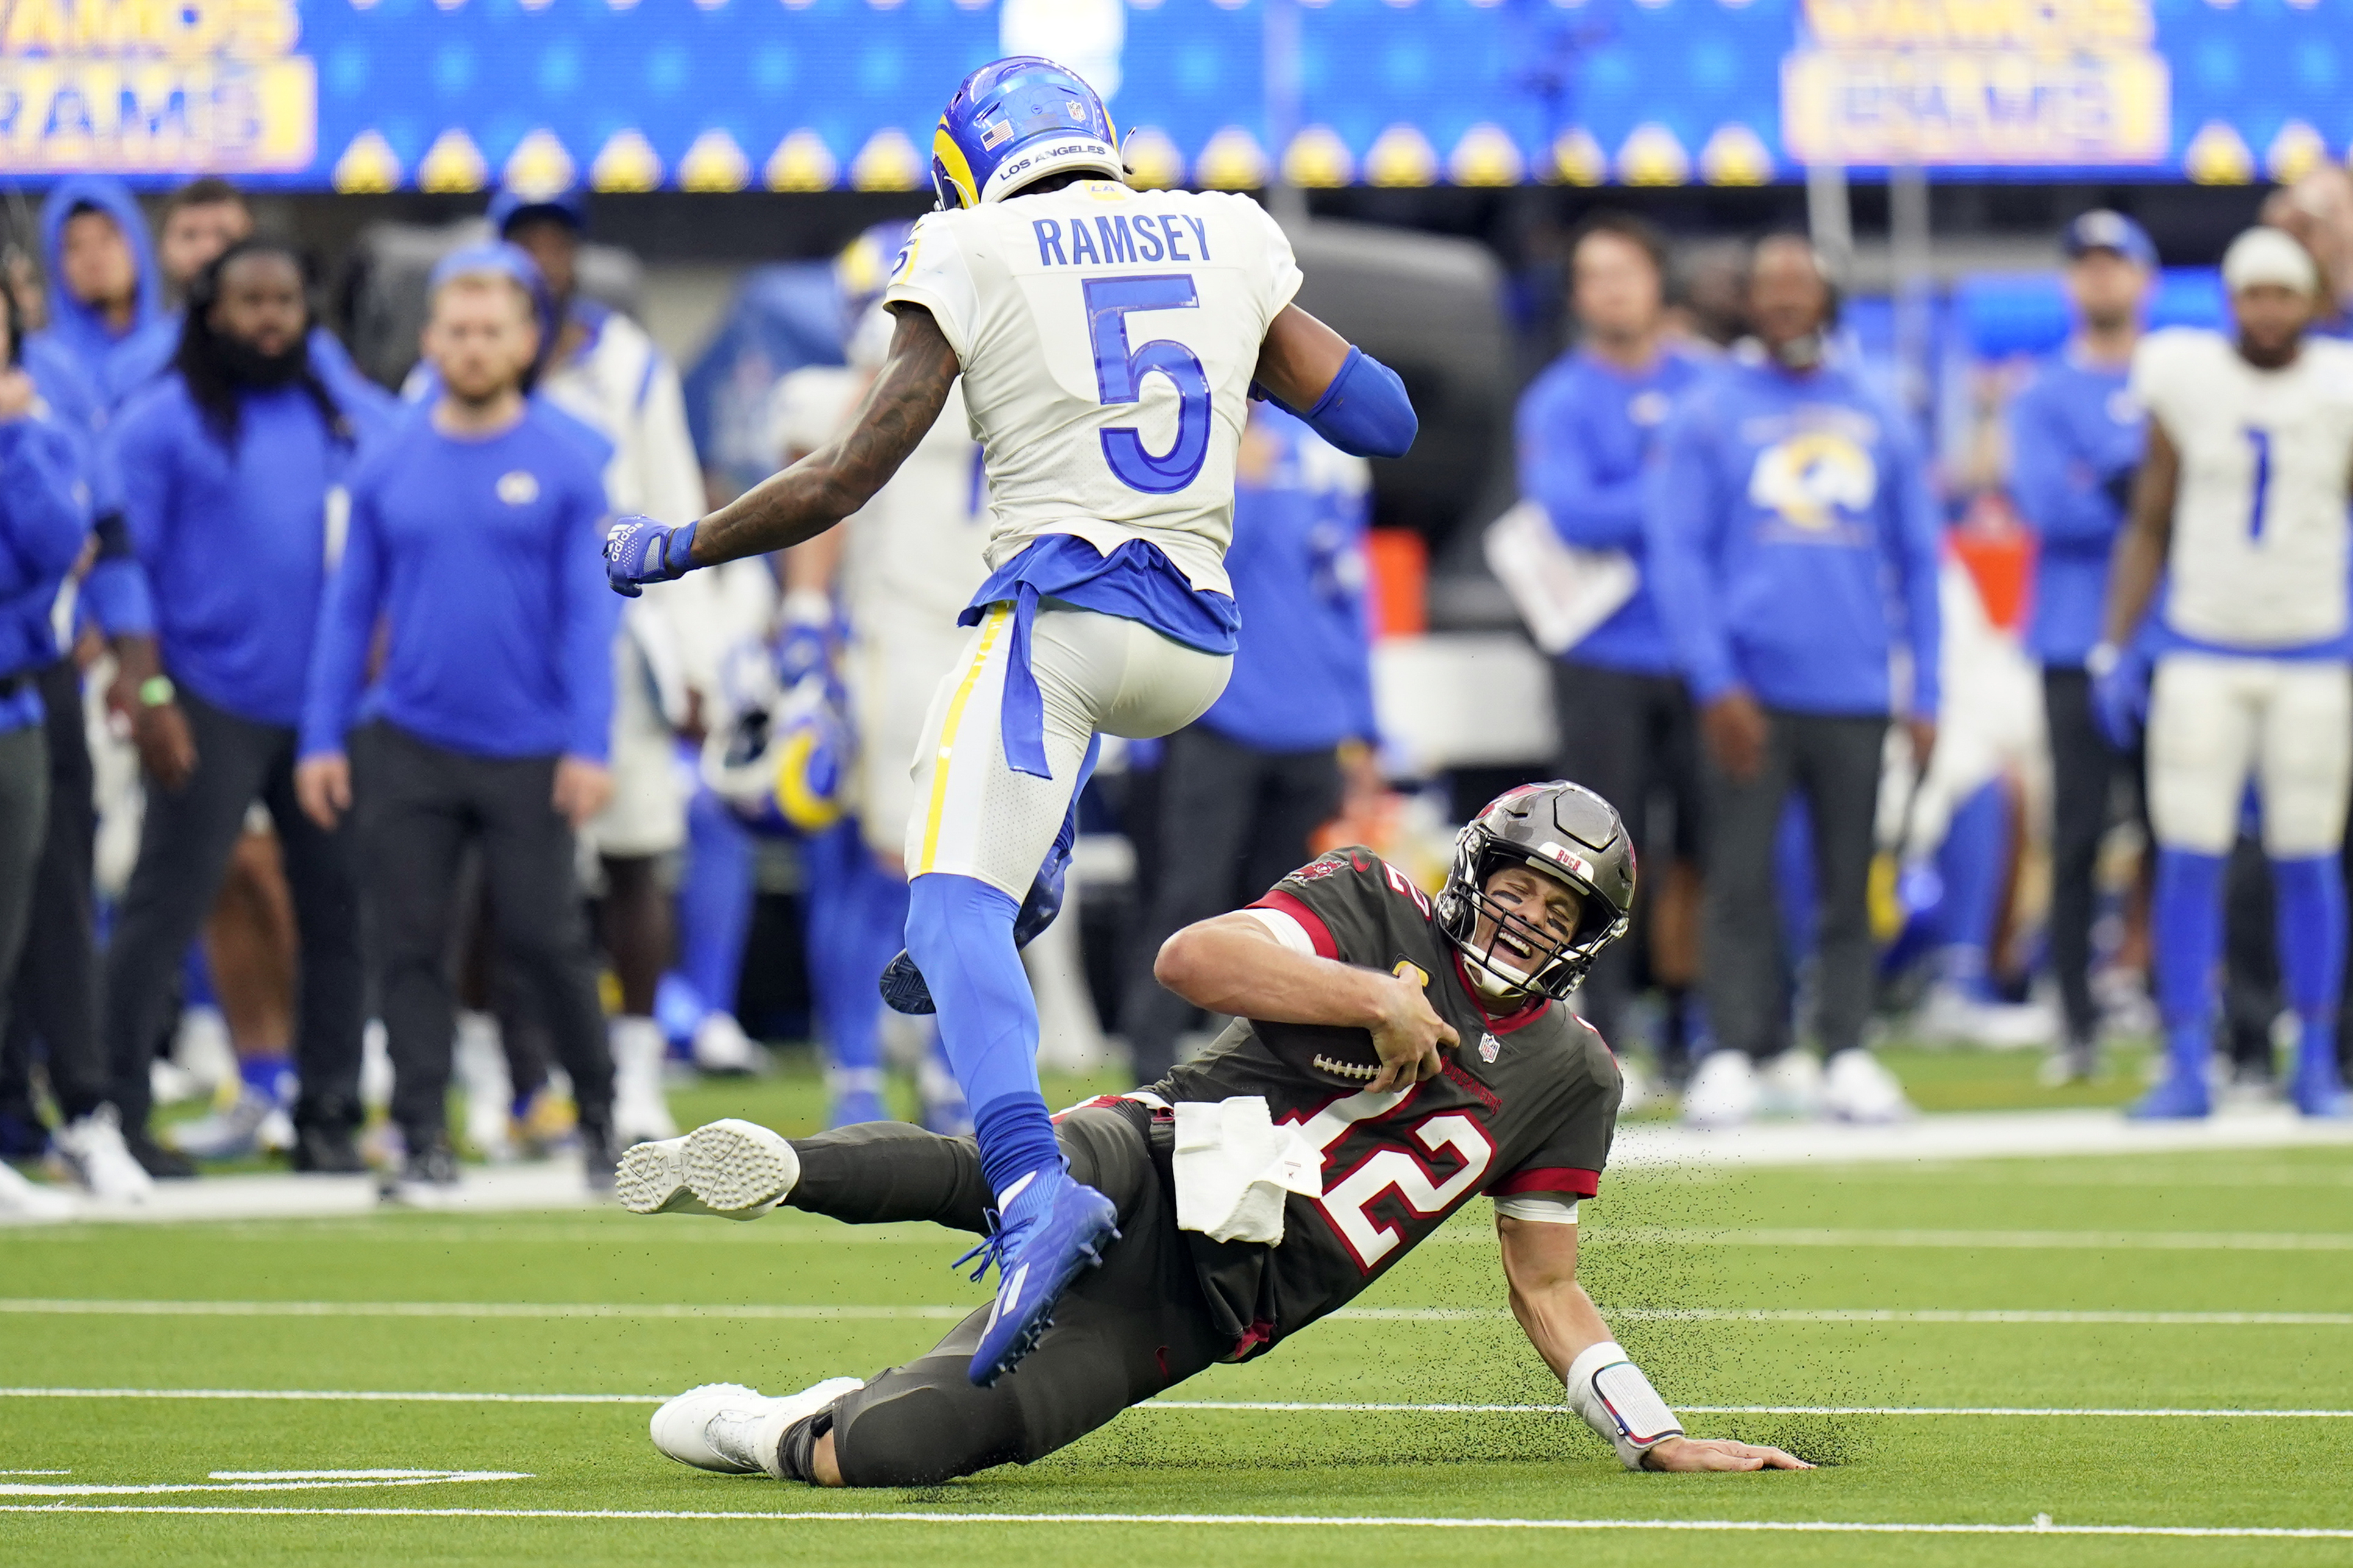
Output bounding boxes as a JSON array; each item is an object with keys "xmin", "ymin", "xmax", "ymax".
[
  {"xmin": 2006, "ymin": 349, "xmax": 2144, "ymax": 669},
  {"xmin": 1644, "ymin": 349, "xmax": 1943, "ymax": 717},
  {"xmin": 1515, "ymin": 344, "xmax": 1704, "ymax": 675},
  {"xmin": 0, "ymin": 416, "xmax": 96, "ymax": 732}
]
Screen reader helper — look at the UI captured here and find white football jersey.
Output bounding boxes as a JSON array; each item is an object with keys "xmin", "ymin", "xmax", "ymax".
[
  {"xmin": 883, "ymin": 179, "xmax": 1305, "ymax": 597},
  {"xmin": 2132, "ymin": 327, "xmax": 2353, "ymax": 649}
]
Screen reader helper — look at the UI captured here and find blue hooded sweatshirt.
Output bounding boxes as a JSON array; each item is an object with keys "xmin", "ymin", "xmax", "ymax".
[
  {"xmin": 1514, "ymin": 344, "xmax": 1706, "ymax": 675},
  {"xmin": 0, "ymin": 414, "xmax": 96, "ymax": 732},
  {"xmin": 21, "ymin": 330, "xmax": 152, "ymax": 640},
  {"xmin": 1197, "ymin": 405, "xmax": 1378, "ymax": 753},
  {"xmin": 109, "ymin": 359, "xmax": 398, "ymax": 729},
  {"xmin": 1644, "ymin": 349, "xmax": 1943, "ymax": 718},
  {"xmin": 35, "ymin": 177, "xmax": 164, "ymax": 408}
]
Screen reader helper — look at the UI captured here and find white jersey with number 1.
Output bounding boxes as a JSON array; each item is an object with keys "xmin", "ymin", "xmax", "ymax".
[
  {"xmin": 882, "ymin": 179, "xmax": 1304, "ymax": 597},
  {"xmin": 2131, "ymin": 326, "xmax": 2353, "ymax": 650}
]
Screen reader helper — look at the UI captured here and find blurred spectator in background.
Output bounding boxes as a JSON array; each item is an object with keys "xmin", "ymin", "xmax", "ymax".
[
  {"xmin": 1514, "ymin": 212, "xmax": 1707, "ymax": 1087},
  {"xmin": 99, "ymin": 239, "xmax": 395, "ymax": 1176},
  {"xmin": 298, "ymin": 246, "xmax": 619, "ymax": 1201},
  {"xmin": 0, "ymin": 289, "xmax": 130, "ymax": 1212},
  {"xmin": 1119, "ymin": 403, "xmax": 1375, "ymax": 1082},
  {"xmin": 1648, "ymin": 233, "xmax": 1941, "ymax": 1130},
  {"xmin": 489, "ymin": 182, "xmax": 713, "ymax": 1145},
  {"xmin": 36, "ymin": 177, "xmax": 162, "ymax": 407},
  {"xmin": 2262, "ymin": 166, "xmax": 2353, "ymax": 338},
  {"xmin": 2007, "ymin": 211, "xmax": 2155, "ymax": 1084}
]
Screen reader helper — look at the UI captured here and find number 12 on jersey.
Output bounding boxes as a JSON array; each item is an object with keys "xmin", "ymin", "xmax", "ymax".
[{"xmin": 1084, "ymin": 275, "xmax": 1211, "ymax": 494}]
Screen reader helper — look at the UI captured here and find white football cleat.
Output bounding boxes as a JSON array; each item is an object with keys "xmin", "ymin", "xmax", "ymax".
[
  {"xmin": 690, "ymin": 1011, "xmax": 763, "ymax": 1076},
  {"xmin": 47, "ymin": 1106, "xmax": 154, "ymax": 1203},
  {"xmin": 683, "ymin": 1118, "xmax": 800, "ymax": 1220},
  {"xmin": 610, "ymin": 1017, "xmax": 679, "ymax": 1144},
  {"xmin": 650, "ymin": 1377, "xmax": 864, "ymax": 1477},
  {"xmin": 1679, "ymin": 1049, "xmax": 1759, "ymax": 1129},
  {"xmin": 616, "ymin": 1134, "xmax": 723, "ymax": 1217},
  {"xmin": 1824, "ymin": 1048, "xmax": 1915, "ymax": 1123},
  {"xmin": 1755, "ymin": 1049, "xmax": 1826, "ymax": 1119},
  {"xmin": 0, "ymin": 1158, "xmax": 77, "ymax": 1220}
]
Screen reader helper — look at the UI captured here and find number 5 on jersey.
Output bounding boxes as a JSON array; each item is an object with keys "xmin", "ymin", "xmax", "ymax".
[{"xmin": 1084, "ymin": 275, "xmax": 1211, "ymax": 494}]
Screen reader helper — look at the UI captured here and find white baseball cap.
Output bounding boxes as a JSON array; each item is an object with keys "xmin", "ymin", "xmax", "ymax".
[{"xmin": 2223, "ymin": 227, "xmax": 2320, "ymax": 295}]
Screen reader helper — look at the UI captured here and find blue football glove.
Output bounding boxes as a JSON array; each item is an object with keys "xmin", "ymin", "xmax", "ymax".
[
  {"xmin": 604, "ymin": 517, "xmax": 699, "ymax": 598},
  {"xmin": 2089, "ymin": 642, "xmax": 2151, "ymax": 751}
]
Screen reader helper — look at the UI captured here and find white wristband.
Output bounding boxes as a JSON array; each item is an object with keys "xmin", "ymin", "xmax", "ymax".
[{"xmin": 1564, "ymin": 1340, "xmax": 1683, "ymax": 1470}]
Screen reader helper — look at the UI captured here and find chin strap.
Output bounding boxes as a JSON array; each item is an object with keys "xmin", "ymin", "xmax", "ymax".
[{"xmin": 1565, "ymin": 1341, "xmax": 1684, "ymax": 1470}]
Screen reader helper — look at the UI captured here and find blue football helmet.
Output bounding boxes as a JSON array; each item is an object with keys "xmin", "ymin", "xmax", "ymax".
[{"xmin": 931, "ymin": 57, "xmax": 1123, "ymax": 210}]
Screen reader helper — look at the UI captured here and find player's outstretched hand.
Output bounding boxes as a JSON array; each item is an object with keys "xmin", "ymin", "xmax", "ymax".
[
  {"xmin": 1642, "ymin": 1436, "xmax": 1814, "ymax": 1472},
  {"xmin": 1366, "ymin": 971, "xmax": 1455, "ymax": 1093},
  {"xmin": 604, "ymin": 517, "xmax": 697, "ymax": 598}
]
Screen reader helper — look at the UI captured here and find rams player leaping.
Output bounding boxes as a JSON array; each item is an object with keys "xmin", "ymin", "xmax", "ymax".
[
  {"xmin": 624, "ymin": 782, "xmax": 1809, "ymax": 1487},
  {"xmin": 605, "ymin": 58, "xmax": 1419, "ymax": 1385}
]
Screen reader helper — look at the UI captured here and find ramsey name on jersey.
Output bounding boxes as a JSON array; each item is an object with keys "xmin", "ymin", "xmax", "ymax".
[
  {"xmin": 1141, "ymin": 850, "xmax": 1623, "ymax": 1362},
  {"xmin": 883, "ymin": 179, "xmax": 1304, "ymax": 599}
]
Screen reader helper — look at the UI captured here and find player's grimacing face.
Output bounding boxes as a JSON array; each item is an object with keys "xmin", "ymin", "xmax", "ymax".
[
  {"xmin": 1573, "ymin": 231, "xmax": 1663, "ymax": 342},
  {"xmin": 1472, "ymin": 864, "xmax": 1582, "ymax": 978},
  {"xmin": 2232, "ymin": 280, "xmax": 2316, "ymax": 358},
  {"xmin": 2065, "ymin": 250, "xmax": 2149, "ymax": 330},
  {"xmin": 423, "ymin": 277, "xmax": 539, "ymax": 403}
]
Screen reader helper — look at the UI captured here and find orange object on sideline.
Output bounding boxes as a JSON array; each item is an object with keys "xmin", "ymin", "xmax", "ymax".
[
  {"xmin": 1949, "ymin": 495, "xmax": 2035, "ymax": 633},
  {"xmin": 1366, "ymin": 528, "xmax": 1428, "ymax": 639}
]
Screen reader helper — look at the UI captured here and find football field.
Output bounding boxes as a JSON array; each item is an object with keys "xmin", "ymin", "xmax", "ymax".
[{"xmin": 5, "ymin": 1073, "xmax": 2352, "ymax": 1567}]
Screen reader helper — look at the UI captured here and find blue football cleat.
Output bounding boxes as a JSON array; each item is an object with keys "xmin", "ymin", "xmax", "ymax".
[
  {"xmin": 2127, "ymin": 1071, "xmax": 2212, "ymax": 1120},
  {"xmin": 2290, "ymin": 1060, "xmax": 2351, "ymax": 1119},
  {"xmin": 878, "ymin": 846, "xmax": 1072, "ymax": 1016},
  {"xmin": 955, "ymin": 1166, "xmax": 1119, "ymax": 1387}
]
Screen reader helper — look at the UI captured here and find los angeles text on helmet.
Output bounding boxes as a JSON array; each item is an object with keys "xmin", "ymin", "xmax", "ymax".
[{"xmin": 993, "ymin": 140, "xmax": 1115, "ymax": 194}]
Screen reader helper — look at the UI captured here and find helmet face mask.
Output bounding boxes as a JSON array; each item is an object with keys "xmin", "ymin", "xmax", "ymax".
[
  {"xmin": 931, "ymin": 56, "xmax": 1124, "ymax": 210},
  {"xmin": 1434, "ymin": 781, "xmax": 1636, "ymax": 1005}
]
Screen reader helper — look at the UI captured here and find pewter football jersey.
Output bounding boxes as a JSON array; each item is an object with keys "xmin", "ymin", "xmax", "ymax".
[
  {"xmin": 2131, "ymin": 327, "xmax": 2353, "ymax": 650},
  {"xmin": 883, "ymin": 180, "xmax": 1305, "ymax": 597}
]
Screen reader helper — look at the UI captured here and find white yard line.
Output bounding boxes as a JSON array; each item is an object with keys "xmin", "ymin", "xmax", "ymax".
[
  {"xmin": 1581, "ymin": 1227, "xmax": 2353, "ymax": 1251},
  {"xmin": 5, "ymin": 1388, "xmax": 2350, "ymax": 1420},
  {"xmin": 2, "ymin": 1503, "xmax": 2349, "ymax": 1539},
  {"xmin": 2, "ymin": 1299, "xmax": 2348, "ymax": 1325}
]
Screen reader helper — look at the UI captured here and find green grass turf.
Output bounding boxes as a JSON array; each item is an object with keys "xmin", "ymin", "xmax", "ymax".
[{"xmin": 4, "ymin": 1112, "xmax": 2351, "ymax": 1567}]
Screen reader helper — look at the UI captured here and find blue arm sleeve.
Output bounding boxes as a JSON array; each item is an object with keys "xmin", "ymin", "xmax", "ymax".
[
  {"xmin": 301, "ymin": 483, "xmax": 383, "ymax": 760},
  {"xmin": 2006, "ymin": 380, "xmax": 2117, "ymax": 552},
  {"xmin": 1289, "ymin": 347, "xmax": 1416, "ymax": 460},
  {"xmin": 1889, "ymin": 429, "xmax": 1945, "ymax": 718},
  {"xmin": 0, "ymin": 422, "xmax": 93, "ymax": 600},
  {"xmin": 1515, "ymin": 375, "xmax": 1647, "ymax": 552},
  {"xmin": 1642, "ymin": 402, "xmax": 1739, "ymax": 705},
  {"xmin": 558, "ymin": 478, "xmax": 619, "ymax": 763}
]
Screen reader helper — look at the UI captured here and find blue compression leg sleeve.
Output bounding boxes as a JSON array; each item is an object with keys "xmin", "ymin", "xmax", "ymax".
[
  {"xmin": 2152, "ymin": 847, "xmax": 2227, "ymax": 1079},
  {"xmin": 906, "ymin": 871, "xmax": 1058, "ymax": 1199},
  {"xmin": 2271, "ymin": 853, "xmax": 2346, "ymax": 1076},
  {"xmin": 1934, "ymin": 783, "xmax": 2009, "ymax": 998},
  {"xmin": 802, "ymin": 821, "xmax": 886, "ymax": 1083},
  {"xmin": 677, "ymin": 787, "xmax": 756, "ymax": 1022}
]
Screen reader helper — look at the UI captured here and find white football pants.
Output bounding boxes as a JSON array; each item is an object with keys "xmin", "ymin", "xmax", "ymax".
[
  {"xmin": 905, "ymin": 604, "xmax": 1231, "ymax": 898},
  {"xmin": 2145, "ymin": 651, "xmax": 2353, "ymax": 857}
]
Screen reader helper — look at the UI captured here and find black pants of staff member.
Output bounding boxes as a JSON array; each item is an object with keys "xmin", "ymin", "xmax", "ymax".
[
  {"xmin": 1701, "ymin": 709, "xmax": 1886, "ymax": 1062},
  {"xmin": 1120, "ymin": 725, "xmax": 1342, "ymax": 1082},
  {"xmin": 0, "ymin": 721, "xmax": 51, "ymax": 1064},
  {"xmin": 3, "ymin": 661, "xmax": 110, "ymax": 1125},
  {"xmin": 1551, "ymin": 657, "xmax": 1704, "ymax": 1053},
  {"xmin": 104, "ymin": 688, "xmax": 366, "ymax": 1138},
  {"xmin": 800, "ymin": 1110, "xmax": 1228, "ymax": 1486},
  {"xmin": 357, "ymin": 722, "xmax": 612, "ymax": 1146},
  {"xmin": 2044, "ymin": 667, "xmax": 2146, "ymax": 1050}
]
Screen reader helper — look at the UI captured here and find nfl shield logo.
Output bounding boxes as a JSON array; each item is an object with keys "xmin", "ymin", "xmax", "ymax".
[{"xmin": 1479, "ymin": 1033, "xmax": 1500, "ymax": 1064}]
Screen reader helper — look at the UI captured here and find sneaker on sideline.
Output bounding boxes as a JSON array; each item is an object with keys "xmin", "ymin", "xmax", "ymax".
[
  {"xmin": 1680, "ymin": 1049, "xmax": 1759, "ymax": 1130},
  {"xmin": 48, "ymin": 1106, "xmax": 156, "ymax": 1202},
  {"xmin": 0, "ymin": 1158, "xmax": 77, "ymax": 1220},
  {"xmin": 1755, "ymin": 1049, "xmax": 1826, "ymax": 1119},
  {"xmin": 1823, "ymin": 1048, "xmax": 1913, "ymax": 1123}
]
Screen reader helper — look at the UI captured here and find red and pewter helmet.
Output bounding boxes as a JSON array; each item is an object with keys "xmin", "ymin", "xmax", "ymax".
[{"xmin": 1433, "ymin": 780, "xmax": 1635, "ymax": 1002}]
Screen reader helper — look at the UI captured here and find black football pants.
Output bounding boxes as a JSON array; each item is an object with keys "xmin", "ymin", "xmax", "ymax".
[
  {"xmin": 796, "ymin": 1109, "xmax": 1228, "ymax": 1486},
  {"xmin": 4, "ymin": 660, "xmax": 109, "ymax": 1123},
  {"xmin": 104, "ymin": 687, "xmax": 366, "ymax": 1137},
  {"xmin": 2043, "ymin": 667, "xmax": 2145, "ymax": 1049},
  {"xmin": 357, "ymin": 722, "xmax": 612, "ymax": 1144},
  {"xmin": 1550, "ymin": 657, "xmax": 1704, "ymax": 1051},
  {"xmin": 1701, "ymin": 709, "xmax": 1886, "ymax": 1061}
]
